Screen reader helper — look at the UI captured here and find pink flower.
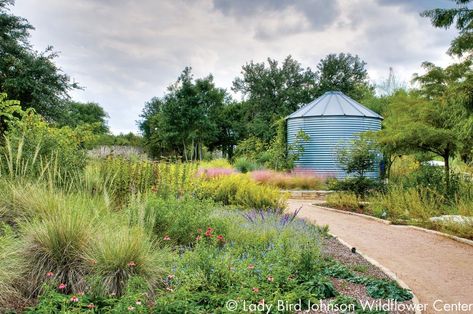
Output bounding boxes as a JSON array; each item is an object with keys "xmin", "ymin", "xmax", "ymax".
[
  {"xmin": 46, "ymin": 271, "xmax": 54, "ymax": 278},
  {"xmin": 167, "ymin": 274, "xmax": 175, "ymax": 280},
  {"xmin": 217, "ymin": 235, "xmax": 225, "ymax": 242},
  {"xmin": 247, "ymin": 264, "xmax": 255, "ymax": 270},
  {"xmin": 163, "ymin": 235, "xmax": 171, "ymax": 241},
  {"xmin": 58, "ymin": 283, "xmax": 67, "ymax": 290},
  {"xmin": 127, "ymin": 261, "xmax": 136, "ymax": 267},
  {"xmin": 196, "ymin": 235, "xmax": 202, "ymax": 241},
  {"xmin": 267, "ymin": 275, "xmax": 274, "ymax": 282},
  {"xmin": 70, "ymin": 295, "xmax": 79, "ymax": 302},
  {"xmin": 252, "ymin": 287, "xmax": 259, "ymax": 293},
  {"xmin": 128, "ymin": 306, "xmax": 135, "ymax": 311},
  {"xmin": 87, "ymin": 303, "xmax": 95, "ymax": 309}
]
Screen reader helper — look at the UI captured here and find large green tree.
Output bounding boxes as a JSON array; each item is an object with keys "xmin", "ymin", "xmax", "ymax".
[
  {"xmin": 56, "ymin": 101, "xmax": 109, "ymax": 134},
  {"xmin": 0, "ymin": 0, "xmax": 78, "ymax": 121},
  {"xmin": 422, "ymin": 0, "xmax": 473, "ymax": 57},
  {"xmin": 139, "ymin": 68, "xmax": 229, "ymax": 160},
  {"xmin": 232, "ymin": 56, "xmax": 318, "ymax": 142},
  {"xmin": 316, "ymin": 53, "xmax": 373, "ymax": 101}
]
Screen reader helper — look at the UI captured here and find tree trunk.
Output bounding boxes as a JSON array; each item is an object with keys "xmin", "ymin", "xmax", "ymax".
[{"xmin": 182, "ymin": 141, "xmax": 188, "ymax": 162}]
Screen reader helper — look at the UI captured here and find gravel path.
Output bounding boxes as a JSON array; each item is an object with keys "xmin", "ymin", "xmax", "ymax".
[{"xmin": 288, "ymin": 199, "xmax": 473, "ymax": 314}]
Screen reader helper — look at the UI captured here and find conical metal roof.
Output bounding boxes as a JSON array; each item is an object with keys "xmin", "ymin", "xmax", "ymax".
[{"xmin": 287, "ymin": 91, "xmax": 383, "ymax": 119}]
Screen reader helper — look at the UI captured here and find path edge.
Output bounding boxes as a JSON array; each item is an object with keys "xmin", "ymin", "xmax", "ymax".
[
  {"xmin": 330, "ymin": 233, "xmax": 422, "ymax": 314},
  {"xmin": 312, "ymin": 203, "xmax": 473, "ymax": 247}
]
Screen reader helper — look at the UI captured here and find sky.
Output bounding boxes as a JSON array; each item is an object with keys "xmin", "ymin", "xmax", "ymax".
[{"xmin": 12, "ymin": 0, "xmax": 459, "ymax": 134}]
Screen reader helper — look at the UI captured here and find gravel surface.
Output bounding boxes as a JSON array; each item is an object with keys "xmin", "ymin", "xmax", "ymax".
[{"xmin": 289, "ymin": 199, "xmax": 473, "ymax": 314}]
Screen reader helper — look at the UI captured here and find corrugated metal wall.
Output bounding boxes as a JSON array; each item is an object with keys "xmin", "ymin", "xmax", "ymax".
[{"xmin": 287, "ymin": 116, "xmax": 382, "ymax": 178}]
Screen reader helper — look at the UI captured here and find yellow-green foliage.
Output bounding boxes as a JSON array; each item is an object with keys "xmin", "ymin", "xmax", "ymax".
[
  {"xmin": 91, "ymin": 157, "xmax": 198, "ymax": 205},
  {"xmin": 368, "ymin": 186, "xmax": 440, "ymax": 221},
  {"xmin": 389, "ymin": 156, "xmax": 419, "ymax": 183},
  {"xmin": 326, "ymin": 192, "xmax": 360, "ymax": 211},
  {"xmin": 198, "ymin": 174, "xmax": 287, "ymax": 211}
]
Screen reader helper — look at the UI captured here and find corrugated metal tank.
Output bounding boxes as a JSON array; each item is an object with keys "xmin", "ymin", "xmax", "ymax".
[{"xmin": 286, "ymin": 91, "xmax": 383, "ymax": 178}]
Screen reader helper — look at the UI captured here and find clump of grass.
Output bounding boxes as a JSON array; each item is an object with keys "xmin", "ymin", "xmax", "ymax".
[
  {"xmin": 0, "ymin": 225, "xmax": 23, "ymax": 309},
  {"xmin": 250, "ymin": 169, "xmax": 324, "ymax": 190},
  {"xmin": 326, "ymin": 192, "xmax": 360, "ymax": 211},
  {"xmin": 20, "ymin": 208, "xmax": 94, "ymax": 295},
  {"xmin": 85, "ymin": 223, "xmax": 167, "ymax": 296},
  {"xmin": 233, "ymin": 157, "xmax": 258, "ymax": 173}
]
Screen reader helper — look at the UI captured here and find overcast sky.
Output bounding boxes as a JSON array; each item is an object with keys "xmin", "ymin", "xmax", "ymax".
[{"xmin": 13, "ymin": 0, "xmax": 458, "ymax": 134}]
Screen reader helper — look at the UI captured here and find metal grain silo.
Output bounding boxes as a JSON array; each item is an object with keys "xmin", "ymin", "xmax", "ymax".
[{"xmin": 286, "ymin": 91, "xmax": 383, "ymax": 178}]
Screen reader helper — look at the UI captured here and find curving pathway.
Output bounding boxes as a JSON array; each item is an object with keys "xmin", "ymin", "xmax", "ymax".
[{"xmin": 287, "ymin": 199, "xmax": 473, "ymax": 314}]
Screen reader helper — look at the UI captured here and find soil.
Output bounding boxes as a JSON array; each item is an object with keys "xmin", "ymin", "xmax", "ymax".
[{"xmin": 289, "ymin": 199, "xmax": 473, "ymax": 314}]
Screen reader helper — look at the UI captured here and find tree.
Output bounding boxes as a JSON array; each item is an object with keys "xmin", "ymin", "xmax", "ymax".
[
  {"xmin": 139, "ymin": 68, "xmax": 228, "ymax": 160},
  {"xmin": 233, "ymin": 56, "xmax": 318, "ymax": 142},
  {"xmin": 375, "ymin": 91, "xmax": 467, "ymax": 192},
  {"xmin": 337, "ymin": 137, "xmax": 377, "ymax": 178},
  {"xmin": 421, "ymin": 0, "xmax": 473, "ymax": 57},
  {"xmin": 0, "ymin": 0, "xmax": 78, "ymax": 121},
  {"xmin": 316, "ymin": 53, "xmax": 373, "ymax": 101},
  {"xmin": 56, "ymin": 101, "xmax": 109, "ymax": 134}
]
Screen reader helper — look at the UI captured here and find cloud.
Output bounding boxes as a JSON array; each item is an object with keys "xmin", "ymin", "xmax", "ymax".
[{"xmin": 11, "ymin": 0, "xmax": 457, "ymax": 133}]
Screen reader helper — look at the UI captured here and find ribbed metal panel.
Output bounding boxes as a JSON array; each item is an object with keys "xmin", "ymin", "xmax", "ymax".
[{"xmin": 287, "ymin": 116, "xmax": 382, "ymax": 178}]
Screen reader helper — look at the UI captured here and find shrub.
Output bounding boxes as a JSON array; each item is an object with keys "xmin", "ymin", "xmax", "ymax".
[
  {"xmin": 126, "ymin": 196, "xmax": 228, "ymax": 246},
  {"xmin": 233, "ymin": 157, "xmax": 258, "ymax": 173},
  {"xmin": 326, "ymin": 192, "xmax": 360, "ymax": 211},
  {"xmin": 328, "ymin": 177, "xmax": 383, "ymax": 198},
  {"xmin": 198, "ymin": 174, "xmax": 287, "ymax": 211}
]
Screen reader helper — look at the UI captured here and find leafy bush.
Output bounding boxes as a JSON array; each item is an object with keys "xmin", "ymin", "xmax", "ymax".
[
  {"xmin": 233, "ymin": 157, "xmax": 258, "ymax": 173},
  {"xmin": 328, "ymin": 177, "xmax": 384, "ymax": 198},
  {"xmin": 326, "ymin": 192, "xmax": 360, "ymax": 211},
  {"xmin": 126, "ymin": 196, "xmax": 228, "ymax": 246},
  {"xmin": 197, "ymin": 174, "xmax": 287, "ymax": 211}
]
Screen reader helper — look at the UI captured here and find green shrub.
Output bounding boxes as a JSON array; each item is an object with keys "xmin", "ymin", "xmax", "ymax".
[
  {"xmin": 326, "ymin": 192, "xmax": 360, "ymax": 211},
  {"xmin": 126, "ymin": 196, "xmax": 228, "ymax": 246},
  {"xmin": 233, "ymin": 157, "xmax": 258, "ymax": 173},
  {"xmin": 198, "ymin": 174, "xmax": 287, "ymax": 210},
  {"xmin": 328, "ymin": 177, "xmax": 384, "ymax": 198}
]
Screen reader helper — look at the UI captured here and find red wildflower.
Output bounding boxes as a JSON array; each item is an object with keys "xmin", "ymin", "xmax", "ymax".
[
  {"xmin": 217, "ymin": 235, "xmax": 225, "ymax": 242},
  {"xmin": 46, "ymin": 271, "xmax": 54, "ymax": 278},
  {"xmin": 58, "ymin": 283, "xmax": 67, "ymax": 290},
  {"xmin": 252, "ymin": 287, "xmax": 259, "ymax": 293},
  {"xmin": 163, "ymin": 235, "xmax": 171, "ymax": 241},
  {"xmin": 204, "ymin": 230, "xmax": 212, "ymax": 237},
  {"xmin": 70, "ymin": 295, "xmax": 79, "ymax": 302},
  {"xmin": 127, "ymin": 261, "xmax": 136, "ymax": 267}
]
